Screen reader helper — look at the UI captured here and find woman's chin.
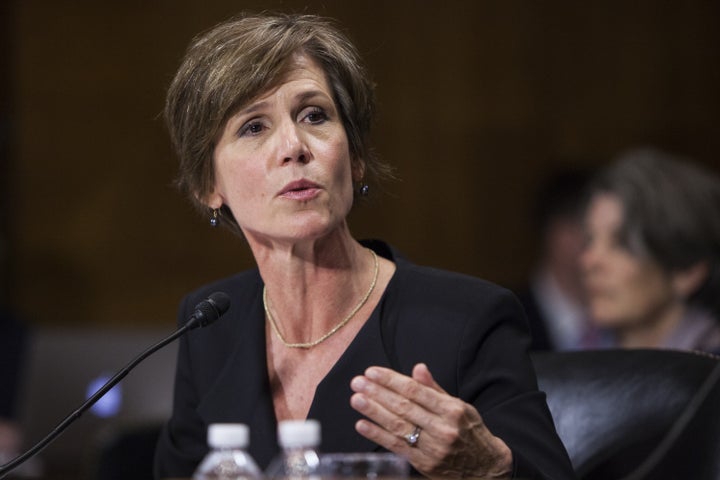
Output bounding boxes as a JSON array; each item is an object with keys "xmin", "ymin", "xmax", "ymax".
[
  {"xmin": 589, "ymin": 308, "xmax": 628, "ymax": 330},
  {"xmin": 255, "ymin": 221, "xmax": 348, "ymax": 245}
]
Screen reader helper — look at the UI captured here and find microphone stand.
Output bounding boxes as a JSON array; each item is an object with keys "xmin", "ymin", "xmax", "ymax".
[{"xmin": 0, "ymin": 323, "xmax": 192, "ymax": 479}]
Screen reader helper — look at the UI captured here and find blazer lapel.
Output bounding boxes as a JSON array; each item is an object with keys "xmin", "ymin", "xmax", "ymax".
[
  {"xmin": 196, "ymin": 279, "xmax": 279, "ymax": 467},
  {"xmin": 309, "ymin": 304, "xmax": 394, "ymax": 453},
  {"xmin": 197, "ymin": 266, "xmax": 397, "ymax": 463}
]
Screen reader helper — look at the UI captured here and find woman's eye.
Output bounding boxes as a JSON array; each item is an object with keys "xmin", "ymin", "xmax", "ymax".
[
  {"xmin": 303, "ymin": 108, "xmax": 328, "ymax": 124},
  {"xmin": 238, "ymin": 120, "xmax": 264, "ymax": 137}
]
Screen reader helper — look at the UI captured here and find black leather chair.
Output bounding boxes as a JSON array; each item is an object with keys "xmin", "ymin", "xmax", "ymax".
[{"xmin": 532, "ymin": 349, "xmax": 720, "ymax": 480}]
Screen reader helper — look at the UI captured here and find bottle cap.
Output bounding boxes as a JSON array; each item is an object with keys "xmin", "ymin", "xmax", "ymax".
[
  {"xmin": 277, "ymin": 419, "xmax": 321, "ymax": 448},
  {"xmin": 207, "ymin": 423, "xmax": 250, "ymax": 448}
]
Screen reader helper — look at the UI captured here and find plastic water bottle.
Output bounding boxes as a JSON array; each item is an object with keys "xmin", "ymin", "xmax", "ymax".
[
  {"xmin": 193, "ymin": 423, "xmax": 262, "ymax": 480},
  {"xmin": 265, "ymin": 419, "xmax": 321, "ymax": 479}
]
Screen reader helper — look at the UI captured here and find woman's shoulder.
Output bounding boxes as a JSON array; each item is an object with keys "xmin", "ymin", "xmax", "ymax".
[
  {"xmin": 370, "ymin": 240, "xmax": 521, "ymax": 320},
  {"xmin": 401, "ymin": 259, "xmax": 507, "ymax": 294},
  {"xmin": 395, "ymin": 257, "xmax": 514, "ymax": 305},
  {"xmin": 375, "ymin": 243, "xmax": 530, "ymax": 378},
  {"xmin": 396, "ymin": 263, "xmax": 522, "ymax": 331}
]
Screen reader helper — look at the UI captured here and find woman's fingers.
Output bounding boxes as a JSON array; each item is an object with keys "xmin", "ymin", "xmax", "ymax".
[
  {"xmin": 349, "ymin": 364, "xmax": 462, "ymax": 455},
  {"xmin": 357, "ymin": 365, "xmax": 449, "ymax": 416},
  {"xmin": 350, "ymin": 363, "xmax": 513, "ymax": 478},
  {"xmin": 353, "ymin": 416, "xmax": 421, "ymax": 453},
  {"xmin": 412, "ymin": 363, "xmax": 442, "ymax": 391},
  {"xmin": 350, "ymin": 374, "xmax": 425, "ymax": 436}
]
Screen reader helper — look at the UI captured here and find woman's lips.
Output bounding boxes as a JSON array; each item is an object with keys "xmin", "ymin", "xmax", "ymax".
[{"xmin": 278, "ymin": 179, "xmax": 321, "ymax": 200}]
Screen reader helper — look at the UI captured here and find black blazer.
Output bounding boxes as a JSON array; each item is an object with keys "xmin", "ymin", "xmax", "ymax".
[
  {"xmin": 514, "ymin": 287, "xmax": 555, "ymax": 351},
  {"xmin": 154, "ymin": 241, "xmax": 575, "ymax": 479}
]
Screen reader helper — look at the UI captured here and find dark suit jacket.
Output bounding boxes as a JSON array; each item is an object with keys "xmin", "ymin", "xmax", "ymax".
[
  {"xmin": 514, "ymin": 287, "xmax": 555, "ymax": 351},
  {"xmin": 154, "ymin": 241, "xmax": 575, "ymax": 479}
]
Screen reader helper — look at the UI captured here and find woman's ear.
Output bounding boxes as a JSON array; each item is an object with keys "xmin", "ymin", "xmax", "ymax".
[
  {"xmin": 672, "ymin": 261, "xmax": 709, "ymax": 299},
  {"xmin": 351, "ymin": 158, "xmax": 366, "ymax": 183},
  {"xmin": 197, "ymin": 188, "xmax": 224, "ymax": 210}
]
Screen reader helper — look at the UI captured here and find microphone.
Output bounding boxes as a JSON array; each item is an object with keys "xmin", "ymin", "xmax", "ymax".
[
  {"xmin": 0, "ymin": 291, "xmax": 231, "ymax": 479},
  {"xmin": 185, "ymin": 291, "xmax": 232, "ymax": 330}
]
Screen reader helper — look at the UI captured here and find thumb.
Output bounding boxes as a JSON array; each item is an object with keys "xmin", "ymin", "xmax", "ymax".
[{"xmin": 412, "ymin": 363, "xmax": 445, "ymax": 393}]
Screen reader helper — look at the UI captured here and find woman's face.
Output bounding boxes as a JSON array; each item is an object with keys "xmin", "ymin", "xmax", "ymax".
[
  {"xmin": 580, "ymin": 193, "xmax": 677, "ymax": 329},
  {"xmin": 207, "ymin": 54, "xmax": 357, "ymax": 245}
]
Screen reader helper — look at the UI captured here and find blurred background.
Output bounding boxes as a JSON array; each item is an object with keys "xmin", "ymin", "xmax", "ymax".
[
  {"xmin": 1, "ymin": 0, "xmax": 719, "ymax": 477},
  {"xmin": 3, "ymin": 0, "xmax": 720, "ymax": 328}
]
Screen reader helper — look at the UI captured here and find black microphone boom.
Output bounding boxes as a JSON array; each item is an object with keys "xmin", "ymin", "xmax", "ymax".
[
  {"xmin": 185, "ymin": 291, "xmax": 231, "ymax": 330},
  {"xmin": 0, "ymin": 291, "xmax": 231, "ymax": 479}
]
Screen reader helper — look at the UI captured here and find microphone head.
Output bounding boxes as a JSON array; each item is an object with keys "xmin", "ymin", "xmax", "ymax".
[{"xmin": 189, "ymin": 291, "xmax": 231, "ymax": 329}]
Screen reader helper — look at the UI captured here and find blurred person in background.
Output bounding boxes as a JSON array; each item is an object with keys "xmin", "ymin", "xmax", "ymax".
[
  {"xmin": 581, "ymin": 148, "xmax": 720, "ymax": 353},
  {"xmin": 516, "ymin": 167, "xmax": 609, "ymax": 351}
]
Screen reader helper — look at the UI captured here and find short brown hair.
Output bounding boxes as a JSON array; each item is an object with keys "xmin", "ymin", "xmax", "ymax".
[
  {"xmin": 589, "ymin": 148, "xmax": 720, "ymax": 315},
  {"xmin": 165, "ymin": 12, "xmax": 391, "ymax": 229}
]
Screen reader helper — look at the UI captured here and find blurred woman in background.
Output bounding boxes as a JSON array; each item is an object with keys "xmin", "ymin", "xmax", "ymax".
[{"xmin": 581, "ymin": 148, "xmax": 720, "ymax": 353}]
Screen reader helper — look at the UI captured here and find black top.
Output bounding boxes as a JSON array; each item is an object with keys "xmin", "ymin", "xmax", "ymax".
[
  {"xmin": 514, "ymin": 286, "xmax": 556, "ymax": 351},
  {"xmin": 154, "ymin": 241, "xmax": 575, "ymax": 479}
]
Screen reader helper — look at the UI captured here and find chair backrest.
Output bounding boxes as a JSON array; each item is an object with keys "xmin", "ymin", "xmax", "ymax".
[{"xmin": 531, "ymin": 349, "xmax": 720, "ymax": 480}]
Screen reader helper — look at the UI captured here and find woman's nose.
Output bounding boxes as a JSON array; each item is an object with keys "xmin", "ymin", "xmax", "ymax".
[
  {"xmin": 278, "ymin": 121, "xmax": 310, "ymax": 165},
  {"xmin": 579, "ymin": 242, "xmax": 601, "ymax": 272}
]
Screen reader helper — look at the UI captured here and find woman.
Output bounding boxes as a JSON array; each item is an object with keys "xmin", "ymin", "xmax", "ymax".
[
  {"xmin": 581, "ymin": 148, "xmax": 720, "ymax": 352},
  {"xmin": 154, "ymin": 13, "xmax": 575, "ymax": 480}
]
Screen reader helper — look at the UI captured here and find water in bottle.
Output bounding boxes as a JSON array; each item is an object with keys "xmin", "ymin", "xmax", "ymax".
[
  {"xmin": 193, "ymin": 423, "xmax": 262, "ymax": 480},
  {"xmin": 265, "ymin": 419, "xmax": 321, "ymax": 479}
]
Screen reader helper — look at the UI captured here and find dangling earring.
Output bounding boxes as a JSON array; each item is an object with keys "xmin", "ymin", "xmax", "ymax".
[
  {"xmin": 359, "ymin": 183, "xmax": 369, "ymax": 196},
  {"xmin": 209, "ymin": 209, "xmax": 219, "ymax": 227}
]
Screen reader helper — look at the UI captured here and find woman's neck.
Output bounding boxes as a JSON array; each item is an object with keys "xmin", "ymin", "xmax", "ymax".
[{"xmin": 249, "ymin": 229, "xmax": 373, "ymax": 344}]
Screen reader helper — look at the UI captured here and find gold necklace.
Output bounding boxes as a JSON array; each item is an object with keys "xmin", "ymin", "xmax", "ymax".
[{"xmin": 263, "ymin": 249, "xmax": 379, "ymax": 349}]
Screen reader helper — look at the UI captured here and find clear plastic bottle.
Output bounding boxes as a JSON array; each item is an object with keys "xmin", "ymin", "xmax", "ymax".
[
  {"xmin": 264, "ymin": 419, "xmax": 321, "ymax": 479},
  {"xmin": 193, "ymin": 423, "xmax": 262, "ymax": 480}
]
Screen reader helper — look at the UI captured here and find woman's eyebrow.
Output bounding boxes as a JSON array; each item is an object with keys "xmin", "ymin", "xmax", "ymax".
[
  {"xmin": 294, "ymin": 89, "xmax": 332, "ymax": 104},
  {"xmin": 235, "ymin": 90, "xmax": 330, "ymax": 118},
  {"xmin": 236, "ymin": 100, "xmax": 270, "ymax": 118}
]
